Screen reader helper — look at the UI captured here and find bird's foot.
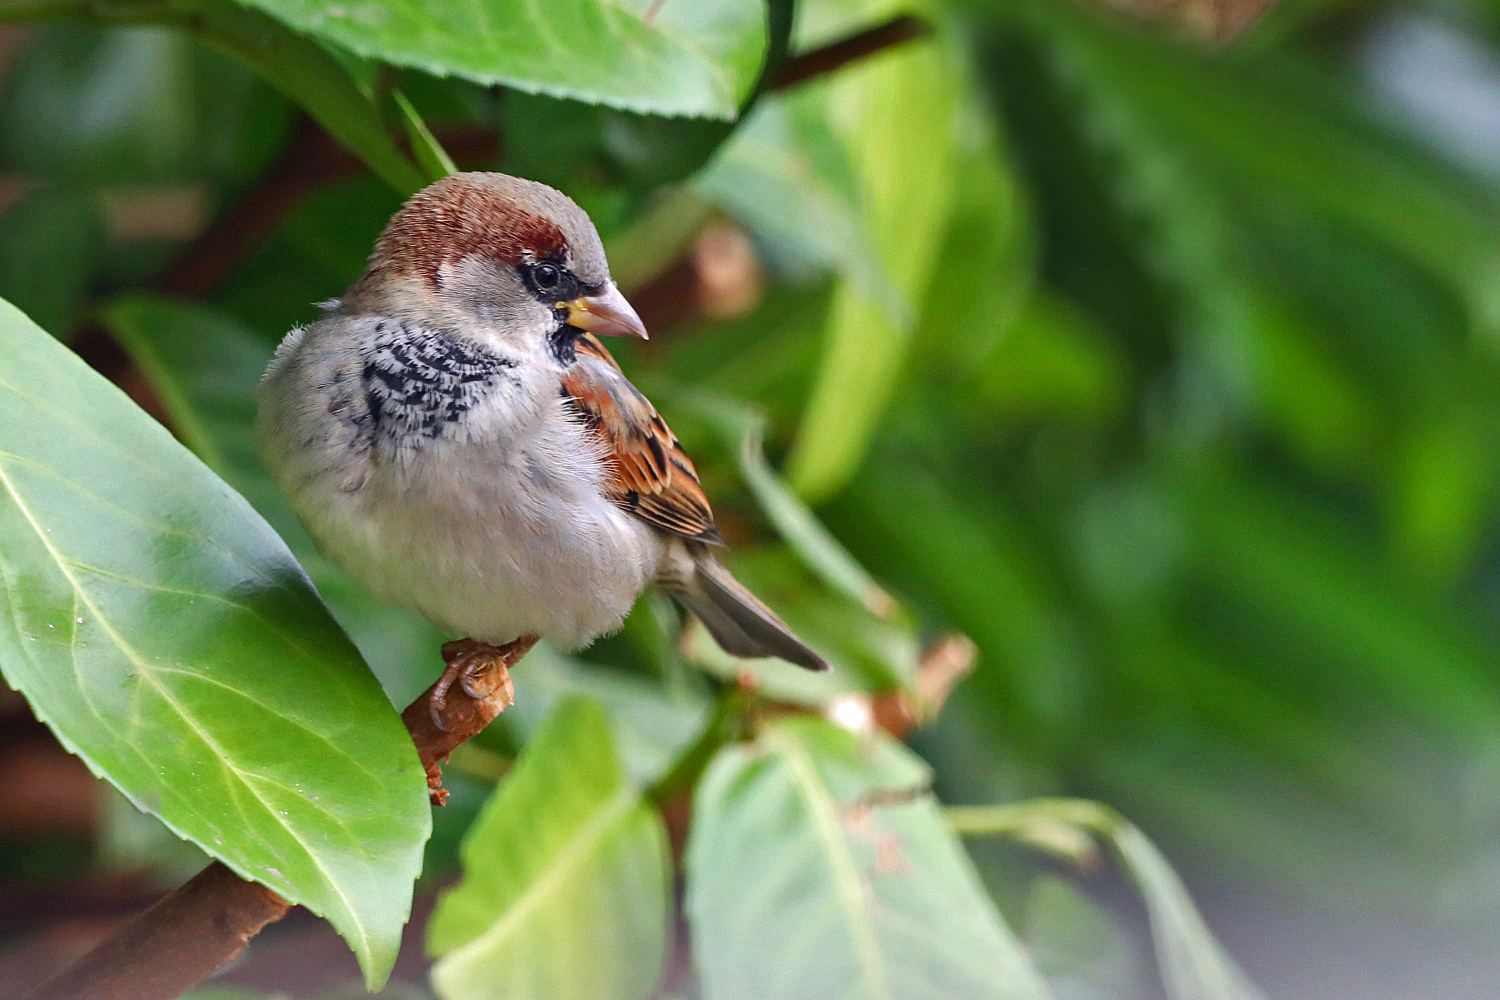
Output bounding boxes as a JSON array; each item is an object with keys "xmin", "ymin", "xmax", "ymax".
[{"xmin": 428, "ymin": 635, "xmax": 536, "ymax": 731}]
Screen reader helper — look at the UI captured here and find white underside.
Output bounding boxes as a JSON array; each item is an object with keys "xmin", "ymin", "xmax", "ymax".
[{"xmin": 258, "ymin": 318, "xmax": 663, "ymax": 648}]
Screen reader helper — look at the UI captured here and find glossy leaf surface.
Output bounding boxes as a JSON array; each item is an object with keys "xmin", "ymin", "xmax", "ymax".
[
  {"xmin": 428, "ymin": 696, "xmax": 671, "ymax": 1000},
  {"xmin": 0, "ymin": 297, "xmax": 428, "ymax": 986},
  {"xmin": 687, "ymin": 717, "xmax": 1053, "ymax": 1000},
  {"xmin": 232, "ymin": 0, "xmax": 769, "ymax": 120},
  {"xmin": 950, "ymin": 799, "xmax": 1267, "ymax": 1000}
]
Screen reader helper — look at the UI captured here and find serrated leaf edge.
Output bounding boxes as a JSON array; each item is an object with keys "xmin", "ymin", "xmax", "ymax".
[
  {"xmin": 234, "ymin": 0, "xmax": 757, "ymax": 120},
  {"xmin": 0, "ymin": 454, "xmax": 377, "ymax": 963}
]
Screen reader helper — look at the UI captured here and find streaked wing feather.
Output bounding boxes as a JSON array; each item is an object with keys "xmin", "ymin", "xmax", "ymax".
[{"xmin": 561, "ymin": 334, "xmax": 722, "ymax": 544}]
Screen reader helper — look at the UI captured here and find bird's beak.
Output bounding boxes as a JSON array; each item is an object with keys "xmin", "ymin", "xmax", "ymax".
[{"xmin": 562, "ymin": 283, "xmax": 649, "ymax": 340}]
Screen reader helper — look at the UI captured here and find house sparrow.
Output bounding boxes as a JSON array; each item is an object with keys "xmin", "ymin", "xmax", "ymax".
[{"xmin": 258, "ymin": 172, "xmax": 827, "ymax": 723}]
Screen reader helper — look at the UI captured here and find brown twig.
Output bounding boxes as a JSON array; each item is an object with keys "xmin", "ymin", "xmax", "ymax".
[
  {"xmin": 24, "ymin": 645, "xmax": 533, "ymax": 1000},
  {"xmin": 152, "ymin": 115, "xmax": 349, "ymax": 300},
  {"xmin": 772, "ymin": 14, "xmax": 931, "ymax": 90},
  {"xmin": 156, "ymin": 118, "xmax": 503, "ymax": 300},
  {"xmin": 402, "ymin": 635, "xmax": 537, "ymax": 806},
  {"xmin": 24, "ymin": 862, "xmax": 291, "ymax": 1000}
]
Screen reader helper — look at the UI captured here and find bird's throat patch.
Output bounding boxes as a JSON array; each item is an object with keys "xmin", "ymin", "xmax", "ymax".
[{"xmin": 359, "ymin": 321, "xmax": 515, "ymax": 449}]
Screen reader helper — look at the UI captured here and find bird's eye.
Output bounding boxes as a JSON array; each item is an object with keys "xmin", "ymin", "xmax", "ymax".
[{"xmin": 531, "ymin": 262, "xmax": 561, "ymax": 290}]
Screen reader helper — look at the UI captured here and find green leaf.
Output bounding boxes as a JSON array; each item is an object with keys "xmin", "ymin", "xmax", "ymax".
[
  {"xmin": 1108, "ymin": 823, "xmax": 1267, "ymax": 1000},
  {"xmin": 393, "ymin": 90, "xmax": 457, "ymax": 181},
  {"xmin": 140, "ymin": 3, "xmax": 428, "ymax": 193},
  {"xmin": 231, "ymin": 0, "xmax": 770, "ymax": 120},
  {"xmin": 950, "ymin": 800, "xmax": 1267, "ymax": 1000},
  {"xmin": 0, "ymin": 185, "xmax": 104, "ymax": 336},
  {"xmin": 428, "ymin": 696, "xmax": 671, "ymax": 1000},
  {"xmin": 965, "ymin": 294, "xmax": 1124, "ymax": 424},
  {"xmin": 0, "ymin": 297, "xmax": 428, "ymax": 987},
  {"xmin": 0, "ymin": 23, "xmax": 292, "ymax": 186},
  {"xmin": 687, "ymin": 717, "xmax": 1054, "ymax": 1000},
  {"xmin": 497, "ymin": 642, "xmax": 712, "ymax": 786},
  {"xmin": 1023, "ymin": 876, "xmax": 1151, "ymax": 1000},
  {"xmin": 695, "ymin": 91, "xmax": 902, "ymax": 318},
  {"xmin": 786, "ymin": 38, "xmax": 961, "ymax": 500},
  {"xmin": 738, "ymin": 425, "xmax": 896, "ymax": 616},
  {"xmin": 681, "ymin": 393, "xmax": 897, "ymax": 616}
]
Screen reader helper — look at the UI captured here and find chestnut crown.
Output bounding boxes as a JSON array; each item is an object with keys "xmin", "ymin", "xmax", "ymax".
[{"xmin": 368, "ymin": 172, "xmax": 611, "ymax": 295}]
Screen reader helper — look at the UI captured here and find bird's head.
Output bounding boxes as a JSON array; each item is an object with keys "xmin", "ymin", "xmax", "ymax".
[{"xmin": 347, "ymin": 171, "xmax": 648, "ymax": 358}]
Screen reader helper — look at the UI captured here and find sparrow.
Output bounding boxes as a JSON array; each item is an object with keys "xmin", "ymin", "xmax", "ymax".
[{"xmin": 257, "ymin": 172, "xmax": 827, "ymax": 723}]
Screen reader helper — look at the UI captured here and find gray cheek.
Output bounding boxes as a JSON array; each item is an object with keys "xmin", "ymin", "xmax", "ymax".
[{"xmin": 444, "ymin": 257, "xmax": 555, "ymax": 334}]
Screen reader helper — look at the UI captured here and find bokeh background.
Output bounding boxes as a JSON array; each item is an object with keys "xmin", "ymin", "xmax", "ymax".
[{"xmin": 3, "ymin": 0, "xmax": 1500, "ymax": 997}]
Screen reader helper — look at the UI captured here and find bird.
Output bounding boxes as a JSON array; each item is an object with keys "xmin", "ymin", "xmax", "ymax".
[{"xmin": 257, "ymin": 171, "xmax": 827, "ymax": 724}]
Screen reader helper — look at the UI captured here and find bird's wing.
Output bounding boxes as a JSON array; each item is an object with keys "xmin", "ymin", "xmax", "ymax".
[{"xmin": 561, "ymin": 334, "xmax": 722, "ymax": 544}]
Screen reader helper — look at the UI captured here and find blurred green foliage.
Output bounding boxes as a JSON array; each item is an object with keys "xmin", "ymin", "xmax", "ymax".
[{"xmin": 3, "ymin": 0, "xmax": 1500, "ymax": 997}]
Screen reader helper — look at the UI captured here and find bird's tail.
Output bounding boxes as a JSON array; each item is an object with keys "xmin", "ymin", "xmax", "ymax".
[{"xmin": 667, "ymin": 549, "xmax": 828, "ymax": 672}]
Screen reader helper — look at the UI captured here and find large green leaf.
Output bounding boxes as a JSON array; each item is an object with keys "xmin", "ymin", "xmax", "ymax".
[
  {"xmin": 0, "ymin": 298, "xmax": 428, "ymax": 987},
  {"xmin": 231, "ymin": 0, "xmax": 769, "ymax": 120},
  {"xmin": 785, "ymin": 32, "xmax": 962, "ymax": 500},
  {"xmin": 949, "ymin": 800, "xmax": 1267, "ymax": 1000},
  {"xmin": 428, "ymin": 696, "xmax": 671, "ymax": 1000},
  {"xmin": 102, "ymin": 295, "xmax": 451, "ymax": 699},
  {"xmin": 687, "ymin": 717, "xmax": 1054, "ymax": 1000}
]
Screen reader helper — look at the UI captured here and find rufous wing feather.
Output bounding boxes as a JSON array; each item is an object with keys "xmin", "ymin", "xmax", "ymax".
[
  {"xmin": 560, "ymin": 334, "xmax": 722, "ymax": 544},
  {"xmin": 562, "ymin": 334, "xmax": 826, "ymax": 672}
]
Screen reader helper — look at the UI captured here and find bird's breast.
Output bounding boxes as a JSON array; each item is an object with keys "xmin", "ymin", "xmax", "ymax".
[{"xmin": 262, "ymin": 314, "xmax": 652, "ymax": 647}]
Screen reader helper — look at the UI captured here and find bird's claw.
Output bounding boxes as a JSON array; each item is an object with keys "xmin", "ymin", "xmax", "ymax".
[
  {"xmin": 428, "ymin": 638, "xmax": 519, "ymax": 730},
  {"xmin": 460, "ymin": 664, "xmax": 514, "ymax": 706}
]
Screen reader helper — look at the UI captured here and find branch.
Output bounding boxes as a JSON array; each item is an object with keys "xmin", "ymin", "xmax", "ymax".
[
  {"xmin": 67, "ymin": 115, "xmax": 498, "ymax": 383},
  {"xmin": 156, "ymin": 116, "xmax": 501, "ymax": 300},
  {"xmin": 24, "ymin": 645, "xmax": 533, "ymax": 1000},
  {"xmin": 771, "ymin": 14, "xmax": 931, "ymax": 91}
]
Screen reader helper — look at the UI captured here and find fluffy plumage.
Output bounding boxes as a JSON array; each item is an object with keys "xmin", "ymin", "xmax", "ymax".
[{"xmin": 257, "ymin": 172, "xmax": 826, "ymax": 673}]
